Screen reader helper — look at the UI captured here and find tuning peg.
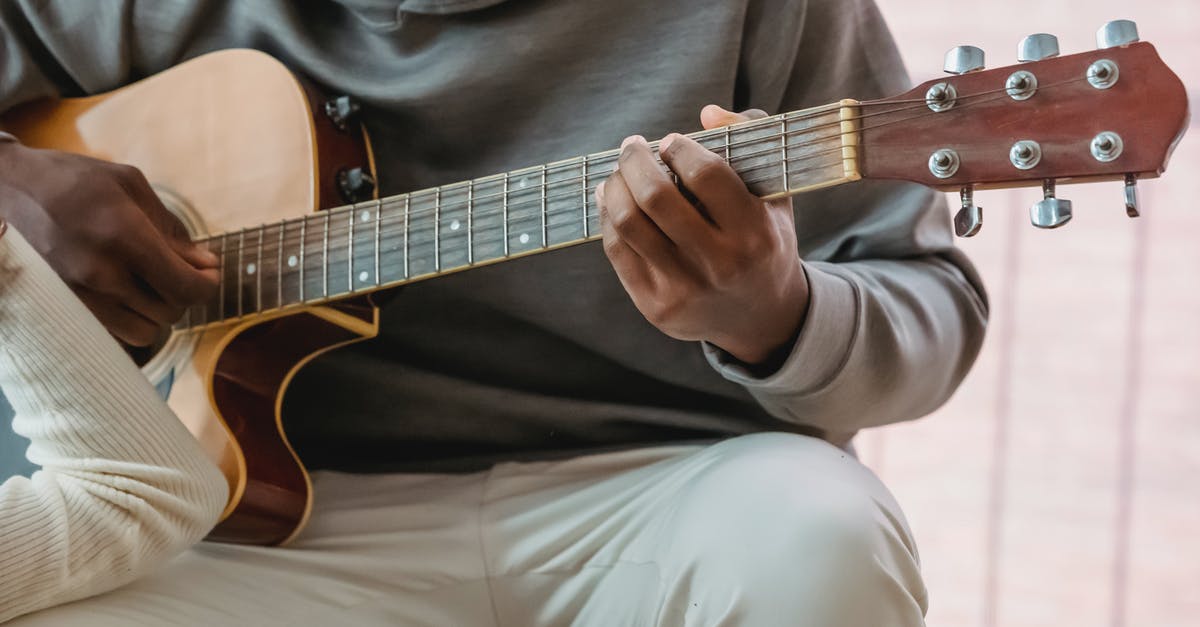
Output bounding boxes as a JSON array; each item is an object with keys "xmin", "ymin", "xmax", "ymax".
[
  {"xmin": 1124, "ymin": 174, "xmax": 1140, "ymax": 218},
  {"xmin": 944, "ymin": 46, "xmax": 986, "ymax": 75},
  {"xmin": 337, "ymin": 167, "xmax": 375, "ymax": 203},
  {"xmin": 1097, "ymin": 20, "xmax": 1139, "ymax": 49},
  {"xmin": 1018, "ymin": 34, "xmax": 1060, "ymax": 62},
  {"xmin": 1030, "ymin": 180, "xmax": 1073, "ymax": 229},
  {"xmin": 954, "ymin": 186, "xmax": 983, "ymax": 237}
]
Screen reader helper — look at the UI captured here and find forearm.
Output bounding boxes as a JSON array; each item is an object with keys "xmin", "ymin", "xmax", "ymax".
[{"xmin": 0, "ymin": 227, "xmax": 226, "ymax": 623}]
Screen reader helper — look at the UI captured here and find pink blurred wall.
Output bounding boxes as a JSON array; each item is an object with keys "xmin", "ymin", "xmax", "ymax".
[{"xmin": 865, "ymin": 2, "xmax": 1200, "ymax": 626}]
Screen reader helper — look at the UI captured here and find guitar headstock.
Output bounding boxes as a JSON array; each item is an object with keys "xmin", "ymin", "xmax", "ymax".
[{"xmin": 858, "ymin": 20, "xmax": 1190, "ymax": 236}]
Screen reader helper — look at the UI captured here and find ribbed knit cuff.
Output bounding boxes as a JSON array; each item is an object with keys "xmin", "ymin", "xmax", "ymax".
[{"xmin": 703, "ymin": 262, "xmax": 859, "ymax": 396}]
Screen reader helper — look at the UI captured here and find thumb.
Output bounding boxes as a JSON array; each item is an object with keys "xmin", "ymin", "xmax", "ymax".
[
  {"xmin": 174, "ymin": 240, "xmax": 221, "ymax": 270},
  {"xmin": 700, "ymin": 104, "xmax": 770, "ymax": 130}
]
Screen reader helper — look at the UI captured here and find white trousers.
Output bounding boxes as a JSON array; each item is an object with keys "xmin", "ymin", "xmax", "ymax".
[{"xmin": 10, "ymin": 433, "xmax": 926, "ymax": 626}]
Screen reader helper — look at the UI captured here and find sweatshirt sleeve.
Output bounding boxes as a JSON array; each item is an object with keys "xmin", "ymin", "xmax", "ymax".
[
  {"xmin": 0, "ymin": 226, "xmax": 227, "ymax": 623},
  {"xmin": 703, "ymin": 0, "xmax": 989, "ymax": 438}
]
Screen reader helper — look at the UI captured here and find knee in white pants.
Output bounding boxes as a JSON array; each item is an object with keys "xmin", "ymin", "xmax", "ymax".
[{"xmin": 653, "ymin": 433, "xmax": 927, "ymax": 626}]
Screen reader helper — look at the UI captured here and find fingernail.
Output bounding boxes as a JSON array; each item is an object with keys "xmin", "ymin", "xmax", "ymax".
[
  {"xmin": 595, "ymin": 181, "xmax": 606, "ymax": 204},
  {"xmin": 659, "ymin": 133, "xmax": 679, "ymax": 154},
  {"xmin": 620, "ymin": 135, "xmax": 645, "ymax": 149}
]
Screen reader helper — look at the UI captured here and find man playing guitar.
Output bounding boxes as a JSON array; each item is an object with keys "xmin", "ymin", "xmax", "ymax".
[{"xmin": 0, "ymin": 0, "xmax": 989, "ymax": 624}]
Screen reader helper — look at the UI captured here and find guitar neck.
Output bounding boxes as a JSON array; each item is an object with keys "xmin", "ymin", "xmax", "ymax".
[{"xmin": 180, "ymin": 100, "xmax": 860, "ymax": 330}]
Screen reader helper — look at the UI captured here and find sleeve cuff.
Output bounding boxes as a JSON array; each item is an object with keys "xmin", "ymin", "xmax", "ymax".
[{"xmin": 703, "ymin": 262, "xmax": 860, "ymax": 396}]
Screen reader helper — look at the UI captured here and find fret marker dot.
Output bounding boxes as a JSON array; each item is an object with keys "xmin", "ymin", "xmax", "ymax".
[
  {"xmin": 246, "ymin": 263, "xmax": 256, "ymax": 276},
  {"xmin": 450, "ymin": 219, "xmax": 461, "ymax": 231},
  {"xmin": 360, "ymin": 210, "xmax": 371, "ymax": 223},
  {"xmin": 519, "ymin": 233, "xmax": 530, "ymax": 244},
  {"xmin": 358, "ymin": 271, "xmax": 369, "ymax": 283},
  {"xmin": 287, "ymin": 255, "xmax": 298, "ymax": 268}
]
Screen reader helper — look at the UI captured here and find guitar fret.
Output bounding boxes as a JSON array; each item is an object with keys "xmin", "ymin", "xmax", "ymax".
[
  {"xmin": 540, "ymin": 164, "xmax": 548, "ymax": 248},
  {"xmin": 781, "ymin": 117, "xmax": 790, "ymax": 192},
  {"xmin": 466, "ymin": 181, "xmax": 474, "ymax": 265},
  {"xmin": 374, "ymin": 200, "xmax": 381, "ymax": 285},
  {"xmin": 434, "ymin": 187, "xmax": 441, "ymax": 272},
  {"xmin": 236, "ymin": 229, "xmax": 245, "ymax": 317},
  {"xmin": 276, "ymin": 222, "xmax": 284, "ymax": 308},
  {"xmin": 255, "ymin": 225, "xmax": 264, "ymax": 312},
  {"xmin": 403, "ymin": 194, "xmax": 410, "ymax": 279},
  {"xmin": 581, "ymin": 158, "xmax": 589, "ymax": 237},
  {"xmin": 347, "ymin": 207, "xmax": 355, "ymax": 292},
  {"xmin": 298, "ymin": 218, "xmax": 307, "ymax": 302},
  {"xmin": 502, "ymin": 172, "xmax": 510, "ymax": 257},
  {"xmin": 724, "ymin": 126, "xmax": 732, "ymax": 163},
  {"xmin": 322, "ymin": 211, "xmax": 329, "ymax": 298}
]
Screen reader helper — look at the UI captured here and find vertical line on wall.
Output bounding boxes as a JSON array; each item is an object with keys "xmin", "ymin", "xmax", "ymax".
[{"xmin": 983, "ymin": 193, "xmax": 1022, "ymax": 627}]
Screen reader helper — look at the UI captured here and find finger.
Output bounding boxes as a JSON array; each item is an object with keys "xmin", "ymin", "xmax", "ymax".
[
  {"xmin": 597, "ymin": 182, "xmax": 653, "ymax": 291},
  {"xmin": 77, "ymin": 286, "xmax": 163, "ymax": 347},
  {"xmin": 121, "ymin": 273, "xmax": 187, "ymax": 327},
  {"xmin": 113, "ymin": 165, "xmax": 220, "ymax": 305},
  {"xmin": 616, "ymin": 136, "xmax": 714, "ymax": 245},
  {"xmin": 700, "ymin": 104, "xmax": 770, "ymax": 130},
  {"xmin": 659, "ymin": 133, "xmax": 757, "ymax": 230},
  {"xmin": 116, "ymin": 165, "xmax": 219, "ymax": 269},
  {"xmin": 120, "ymin": 213, "xmax": 220, "ymax": 308},
  {"xmin": 602, "ymin": 169, "xmax": 688, "ymax": 277}
]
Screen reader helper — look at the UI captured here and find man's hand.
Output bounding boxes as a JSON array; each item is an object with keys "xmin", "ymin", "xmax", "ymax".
[
  {"xmin": 597, "ymin": 105, "xmax": 810, "ymax": 368},
  {"xmin": 0, "ymin": 141, "xmax": 219, "ymax": 346}
]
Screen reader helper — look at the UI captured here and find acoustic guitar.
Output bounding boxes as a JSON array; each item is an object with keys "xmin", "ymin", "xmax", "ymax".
[{"xmin": 0, "ymin": 21, "xmax": 1188, "ymax": 546}]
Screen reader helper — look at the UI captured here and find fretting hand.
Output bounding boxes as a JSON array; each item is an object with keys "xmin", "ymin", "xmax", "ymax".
[{"xmin": 597, "ymin": 105, "xmax": 810, "ymax": 368}]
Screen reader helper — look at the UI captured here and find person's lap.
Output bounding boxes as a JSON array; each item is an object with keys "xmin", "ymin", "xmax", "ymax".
[{"xmin": 10, "ymin": 432, "xmax": 926, "ymax": 626}]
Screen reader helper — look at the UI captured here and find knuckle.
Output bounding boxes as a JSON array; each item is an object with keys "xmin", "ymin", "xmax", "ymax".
[
  {"xmin": 687, "ymin": 158, "xmax": 729, "ymax": 187},
  {"xmin": 645, "ymin": 292, "xmax": 688, "ymax": 328},
  {"xmin": 69, "ymin": 262, "xmax": 111, "ymax": 291},
  {"xmin": 709, "ymin": 248, "xmax": 757, "ymax": 287},
  {"xmin": 602, "ymin": 234, "xmax": 628, "ymax": 258},
  {"xmin": 611, "ymin": 208, "xmax": 640, "ymax": 235},
  {"xmin": 641, "ymin": 181, "xmax": 676, "ymax": 209},
  {"xmin": 111, "ymin": 163, "xmax": 145, "ymax": 186}
]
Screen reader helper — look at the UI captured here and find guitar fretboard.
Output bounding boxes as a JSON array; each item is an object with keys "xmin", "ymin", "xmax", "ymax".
[{"xmin": 180, "ymin": 101, "xmax": 859, "ymax": 330}]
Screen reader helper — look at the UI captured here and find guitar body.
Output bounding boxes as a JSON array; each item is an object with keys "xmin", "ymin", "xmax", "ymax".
[{"xmin": 0, "ymin": 50, "xmax": 379, "ymax": 545}]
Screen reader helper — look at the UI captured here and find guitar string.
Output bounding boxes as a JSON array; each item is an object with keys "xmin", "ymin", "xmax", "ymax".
[
  {"xmin": 187, "ymin": 76, "xmax": 1091, "ymax": 325},
  {"xmin": 190, "ymin": 74, "xmax": 1081, "ymax": 249},
  {"xmin": 214, "ymin": 73, "xmax": 1085, "ymax": 261},
  {"xmin": 187, "ymin": 82, "xmax": 1073, "ymax": 325},
  {"xmin": 184, "ymin": 152, "xmax": 848, "ymax": 327}
]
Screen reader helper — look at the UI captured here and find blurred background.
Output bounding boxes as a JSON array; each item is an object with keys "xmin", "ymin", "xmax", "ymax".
[{"xmin": 863, "ymin": 1, "xmax": 1199, "ymax": 626}]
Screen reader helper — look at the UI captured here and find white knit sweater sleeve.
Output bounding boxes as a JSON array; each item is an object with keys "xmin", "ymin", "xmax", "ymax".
[{"xmin": 0, "ymin": 226, "xmax": 228, "ymax": 623}]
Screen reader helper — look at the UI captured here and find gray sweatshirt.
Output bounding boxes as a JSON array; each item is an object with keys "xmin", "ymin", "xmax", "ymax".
[{"xmin": 0, "ymin": 0, "xmax": 988, "ymax": 472}]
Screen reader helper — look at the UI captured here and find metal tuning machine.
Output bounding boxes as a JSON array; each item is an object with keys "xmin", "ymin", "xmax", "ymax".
[
  {"xmin": 1030, "ymin": 180, "xmax": 1073, "ymax": 229},
  {"xmin": 954, "ymin": 186, "xmax": 983, "ymax": 238}
]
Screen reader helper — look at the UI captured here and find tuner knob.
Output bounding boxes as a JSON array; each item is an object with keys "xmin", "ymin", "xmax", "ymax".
[
  {"xmin": 1124, "ymin": 173, "xmax": 1140, "ymax": 218},
  {"xmin": 323, "ymin": 95, "xmax": 361, "ymax": 133},
  {"xmin": 337, "ymin": 167, "xmax": 375, "ymax": 203},
  {"xmin": 1030, "ymin": 180, "xmax": 1073, "ymax": 229},
  {"xmin": 954, "ymin": 186, "xmax": 983, "ymax": 237},
  {"xmin": 1018, "ymin": 34, "xmax": 1060, "ymax": 62},
  {"xmin": 944, "ymin": 46, "xmax": 986, "ymax": 75},
  {"xmin": 1097, "ymin": 20, "xmax": 1140, "ymax": 49}
]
